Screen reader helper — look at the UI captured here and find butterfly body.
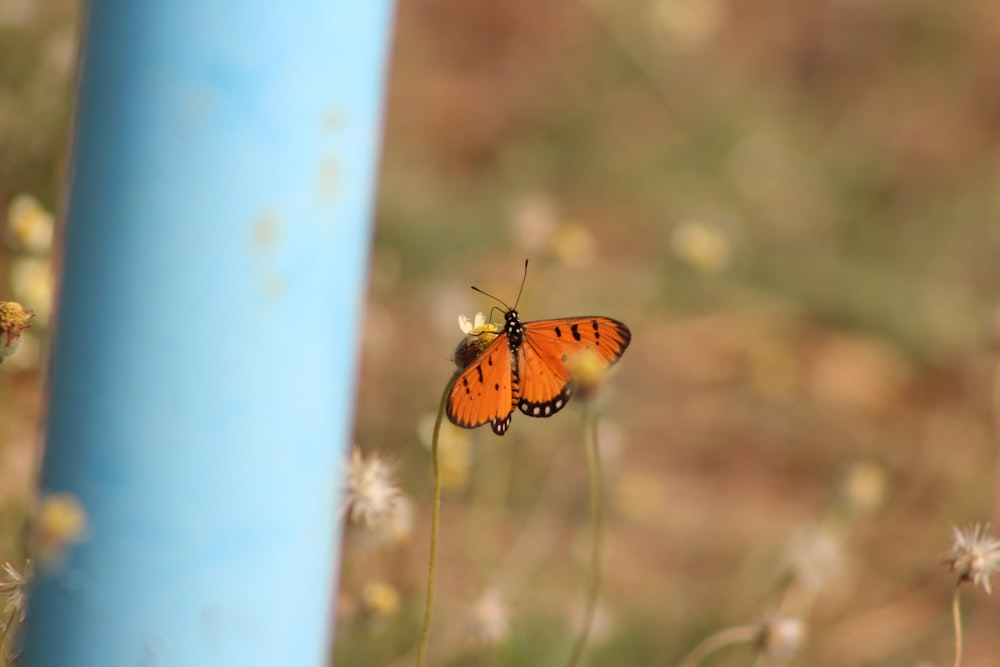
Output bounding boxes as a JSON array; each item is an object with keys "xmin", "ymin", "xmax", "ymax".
[{"xmin": 447, "ymin": 307, "xmax": 630, "ymax": 436}]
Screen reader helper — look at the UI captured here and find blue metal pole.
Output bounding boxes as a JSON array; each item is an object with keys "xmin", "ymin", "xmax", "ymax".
[{"xmin": 22, "ymin": 2, "xmax": 394, "ymax": 665}]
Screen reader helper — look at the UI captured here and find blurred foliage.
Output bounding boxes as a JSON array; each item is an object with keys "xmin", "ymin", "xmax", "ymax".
[{"xmin": 3, "ymin": 0, "xmax": 1000, "ymax": 665}]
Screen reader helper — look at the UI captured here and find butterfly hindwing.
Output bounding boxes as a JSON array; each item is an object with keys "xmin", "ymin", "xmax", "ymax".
[
  {"xmin": 516, "ymin": 338, "xmax": 574, "ymax": 418},
  {"xmin": 516, "ymin": 316, "xmax": 631, "ymax": 418},
  {"xmin": 446, "ymin": 334, "xmax": 518, "ymax": 435}
]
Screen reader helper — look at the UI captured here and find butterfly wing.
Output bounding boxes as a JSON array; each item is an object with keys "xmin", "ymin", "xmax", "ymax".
[
  {"xmin": 517, "ymin": 317, "xmax": 631, "ymax": 418},
  {"xmin": 446, "ymin": 334, "xmax": 518, "ymax": 435}
]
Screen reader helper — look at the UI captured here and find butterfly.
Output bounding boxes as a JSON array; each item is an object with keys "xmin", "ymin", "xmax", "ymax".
[{"xmin": 446, "ymin": 262, "xmax": 631, "ymax": 435}]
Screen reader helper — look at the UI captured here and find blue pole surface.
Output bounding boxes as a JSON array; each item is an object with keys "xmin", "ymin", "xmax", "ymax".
[{"xmin": 23, "ymin": 2, "xmax": 394, "ymax": 665}]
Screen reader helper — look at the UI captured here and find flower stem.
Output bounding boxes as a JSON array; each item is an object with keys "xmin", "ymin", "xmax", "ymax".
[
  {"xmin": 951, "ymin": 584, "xmax": 963, "ymax": 667},
  {"xmin": 0, "ymin": 607, "xmax": 18, "ymax": 667},
  {"xmin": 416, "ymin": 372, "xmax": 458, "ymax": 667},
  {"xmin": 676, "ymin": 625, "xmax": 760, "ymax": 667},
  {"xmin": 565, "ymin": 409, "xmax": 604, "ymax": 667},
  {"xmin": 992, "ymin": 356, "xmax": 1000, "ymax": 532}
]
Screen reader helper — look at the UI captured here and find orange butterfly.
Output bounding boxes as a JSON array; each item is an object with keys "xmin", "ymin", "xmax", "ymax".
[{"xmin": 446, "ymin": 263, "xmax": 631, "ymax": 435}]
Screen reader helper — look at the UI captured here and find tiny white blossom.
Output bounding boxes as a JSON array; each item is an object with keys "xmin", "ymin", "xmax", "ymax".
[
  {"xmin": 944, "ymin": 523, "xmax": 1000, "ymax": 594},
  {"xmin": 343, "ymin": 447, "xmax": 400, "ymax": 528},
  {"xmin": 756, "ymin": 616, "xmax": 806, "ymax": 661},
  {"xmin": 458, "ymin": 312, "xmax": 488, "ymax": 335}
]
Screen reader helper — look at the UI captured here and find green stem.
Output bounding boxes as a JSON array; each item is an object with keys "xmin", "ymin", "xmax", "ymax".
[
  {"xmin": 565, "ymin": 409, "xmax": 604, "ymax": 667},
  {"xmin": 416, "ymin": 372, "xmax": 459, "ymax": 667}
]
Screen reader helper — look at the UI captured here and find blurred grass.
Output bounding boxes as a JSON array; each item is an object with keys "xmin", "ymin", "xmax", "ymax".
[{"xmin": 4, "ymin": 0, "xmax": 1000, "ymax": 665}]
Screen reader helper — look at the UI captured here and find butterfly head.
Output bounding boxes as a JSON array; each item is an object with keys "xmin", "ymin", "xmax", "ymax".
[{"xmin": 503, "ymin": 309, "xmax": 524, "ymax": 349}]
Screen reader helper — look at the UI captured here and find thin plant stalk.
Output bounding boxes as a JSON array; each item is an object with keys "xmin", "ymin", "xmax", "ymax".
[
  {"xmin": 0, "ymin": 607, "xmax": 17, "ymax": 666},
  {"xmin": 565, "ymin": 409, "xmax": 604, "ymax": 667},
  {"xmin": 676, "ymin": 625, "xmax": 760, "ymax": 667},
  {"xmin": 992, "ymin": 357, "xmax": 1000, "ymax": 531},
  {"xmin": 951, "ymin": 585, "xmax": 963, "ymax": 667},
  {"xmin": 416, "ymin": 372, "xmax": 458, "ymax": 667}
]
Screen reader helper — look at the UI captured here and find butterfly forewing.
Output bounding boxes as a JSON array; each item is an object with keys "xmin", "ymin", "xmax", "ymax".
[
  {"xmin": 516, "ymin": 316, "xmax": 631, "ymax": 418},
  {"xmin": 446, "ymin": 335, "xmax": 518, "ymax": 435}
]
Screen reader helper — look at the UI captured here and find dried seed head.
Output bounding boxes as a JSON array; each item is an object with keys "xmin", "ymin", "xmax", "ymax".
[
  {"xmin": 756, "ymin": 616, "xmax": 806, "ymax": 662},
  {"xmin": 0, "ymin": 300, "xmax": 34, "ymax": 362},
  {"xmin": 0, "ymin": 560, "xmax": 31, "ymax": 622},
  {"xmin": 944, "ymin": 523, "xmax": 1000, "ymax": 594},
  {"xmin": 343, "ymin": 447, "xmax": 400, "ymax": 528}
]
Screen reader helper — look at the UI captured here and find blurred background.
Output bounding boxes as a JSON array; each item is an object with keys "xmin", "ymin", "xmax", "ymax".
[{"xmin": 3, "ymin": 0, "xmax": 1000, "ymax": 665}]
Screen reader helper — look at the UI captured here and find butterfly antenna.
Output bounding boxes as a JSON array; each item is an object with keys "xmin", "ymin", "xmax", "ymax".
[
  {"xmin": 513, "ymin": 259, "xmax": 529, "ymax": 309},
  {"xmin": 470, "ymin": 260, "xmax": 529, "ymax": 314},
  {"xmin": 470, "ymin": 285, "xmax": 511, "ymax": 312}
]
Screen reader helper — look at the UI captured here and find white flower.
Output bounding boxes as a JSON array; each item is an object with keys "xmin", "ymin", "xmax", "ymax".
[
  {"xmin": 458, "ymin": 312, "xmax": 488, "ymax": 335},
  {"xmin": 756, "ymin": 616, "xmax": 806, "ymax": 661},
  {"xmin": 342, "ymin": 447, "xmax": 400, "ymax": 528},
  {"xmin": 944, "ymin": 523, "xmax": 1000, "ymax": 594}
]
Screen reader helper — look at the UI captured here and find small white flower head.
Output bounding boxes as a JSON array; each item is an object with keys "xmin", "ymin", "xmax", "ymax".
[
  {"xmin": 454, "ymin": 312, "xmax": 501, "ymax": 369},
  {"xmin": 458, "ymin": 312, "xmax": 488, "ymax": 335},
  {"xmin": 343, "ymin": 447, "xmax": 400, "ymax": 528},
  {"xmin": 756, "ymin": 616, "xmax": 806, "ymax": 662},
  {"xmin": 944, "ymin": 523, "xmax": 1000, "ymax": 594},
  {"xmin": 0, "ymin": 560, "xmax": 31, "ymax": 622},
  {"xmin": 467, "ymin": 587, "xmax": 509, "ymax": 644}
]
